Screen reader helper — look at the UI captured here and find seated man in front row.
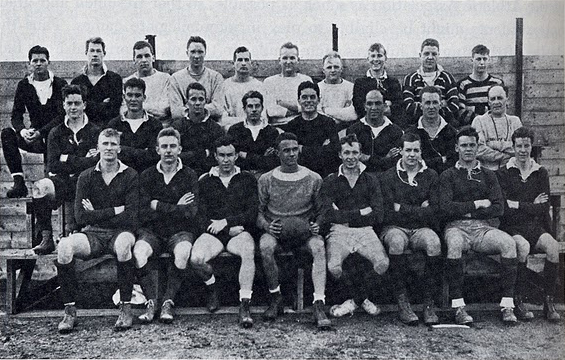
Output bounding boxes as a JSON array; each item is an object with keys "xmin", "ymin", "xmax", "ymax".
[
  {"xmin": 191, "ymin": 135, "xmax": 258, "ymax": 328},
  {"xmin": 133, "ymin": 127, "xmax": 199, "ymax": 324},
  {"xmin": 56, "ymin": 128, "xmax": 139, "ymax": 333},
  {"xmin": 497, "ymin": 127, "xmax": 561, "ymax": 322},
  {"xmin": 380, "ymin": 132, "xmax": 442, "ymax": 325},
  {"xmin": 320, "ymin": 134, "xmax": 389, "ymax": 318},
  {"xmin": 439, "ymin": 126, "xmax": 518, "ymax": 325},
  {"xmin": 258, "ymin": 132, "xmax": 331, "ymax": 329}
]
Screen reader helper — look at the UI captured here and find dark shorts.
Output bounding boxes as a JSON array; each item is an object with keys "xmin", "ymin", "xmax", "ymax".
[
  {"xmin": 504, "ymin": 224, "xmax": 547, "ymax": 247},
  {"xmin": 136, "ymin": 228, "xmax": 194, "ymax": 255},
  {"xmin": 82, "ymin": 226, "xmax": 134, "ymax": 257}
]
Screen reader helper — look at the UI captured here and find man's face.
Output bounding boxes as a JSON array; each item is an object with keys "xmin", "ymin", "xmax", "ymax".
[
  {"xmin": 186, "ymin": 89, "xmax": 206, "ymax": 116},
  {"xmin": 244, "ymin": 97, "xmax": 263, "ymax": 123},
  {"xmin": 472, "ymin": 53, "xmax": 489, "ymax": 75},
  {"xmin": 367, "ymin": 49, "xmax": 387, "ymax": 73},
  {"xmin": 187, "ymin": 42, "xmax": 206, "ymax": 67},
  {"xmin": 488, "ymin": 86, "xmax": 507, "ymax": 116},
  {"xmin": 364, "ymin": 90, "xmax": 385, "ymax": 123},
  {"xmin": 513, "ymin": 137, "xmax": 532, "ymax": 163},
  {"xmin": 339, "ymin": 142, "xmax": 361, "ymax": 171},
  {"xmin": 420, "ymin": 45, "xmax": 439, "ymax": 72},
  {"xmin": 63, "ymin": 94, "xmax": 86, "ymax": 121},
  {"xmin": 123, "ymin": 86, "xmax": 145, "ymax": 113},
  {"xmin": 234, "ymin": 51, "xmax": 251, "ymax": 76},
  {"xmin": 323, "ymin": 57, "xmax": 342, "ymax": 83},
  {"xmin": 86, "ymin": 43, "xmax": 105, "ymax": 66},
  {"xmin": 156, "ymin": 135, "xmax": 182, "ymax": 165},
  {"xmin": 401, "ymin": 140, "xmax": 422, "ymax": 168},
  {"xmin": 298, "ymin": 88, "xmax": 319, "ymax": 115},
  {"xmin": 29, "ymin": 53, "xmax": 49, "ymax": 78},
  {"xmin": 279, "ymin": 47, "xmax": 299, "ymax": 76},
  {"xmin": 456, "ymin": 135, "xmax": 478, "ymax": 162},
  {"xmin": 215, "ymin": 144, "xmax": 238, "ymax": 174},
  {"xmin": 98, "ymin": 135, "xmax": 120, "ymax": 162},
  {"xmin": 133, "ymin": 47, "xmax": 154, "ymax": 74},
  {"xmin": 421, "ymin": 92, "xmax": 441, "ymax": 121},
  {"xmin": 278, "ymin": 139, "xmax": 299, "ymax": 168}
]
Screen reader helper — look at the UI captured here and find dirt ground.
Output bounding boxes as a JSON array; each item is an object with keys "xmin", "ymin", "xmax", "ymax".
[{"xmin": 1, "ymin": 309, "xmax": 563, "ymax": 359}]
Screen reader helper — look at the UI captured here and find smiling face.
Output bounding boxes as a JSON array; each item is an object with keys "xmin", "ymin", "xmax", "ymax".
[
  {"xmin": 86, "ymin": 43, "xmax": 105, "ymax": 67},
  {"xmin": 420, "ymin": 45, "xmax": 439, "ymax": 72},
  {"xmin": 367, "ymin": 48, "xmax": 387, "ymax": 73},
  {"xmin": 298, "ymin": 88, "xmax": 319, "ymax": 116},
  {"xmin": 323, "ymin": 57, "xmax": 343, "ymax": 84},
  {"xmin": 123, "ymin": 86, "xmax": 146, "ymax": 113},
  {"xmin": 401, "ymin": 140, "xmax": 422, "ymax": 168},
  {"xmin": 279, "ymin": 47, "xmax": 299, "ymax": 76},
  {"xmin": 98, "ymin": 134, "xmax": 120, "ymax": 162},
  {"xmin": 488, "ymin": 86, "xmax": 508, "ymax": 116},
  {"xmin": 156, "ymin": 135, "xmax": 182, "ymax": 165},
  {"xmin": 513, "ymin": 137, "xmax": 532, "ymax": 164},
  {"xmin": 29, "ymin": 53, "xmax": 49, "ymax": 78},
  {"xmin": 339, "ymin": 142, "xmax": 361, "ymax": 171},
  {"xmin": 63, "ymin": 94, "xmax": 86, "ymax": 121},
  {"xmin": 133, "ymin": 46, "xmax": 155, "ymax": 75}
]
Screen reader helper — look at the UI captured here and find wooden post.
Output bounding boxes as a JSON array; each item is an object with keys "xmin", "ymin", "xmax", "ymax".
[
  {"xmin": 515, "ymin": 18, "xmax": 523, "ymax": 119},
  {"xmin": 332, "ymin": 24, "xmax": 338, "ymax": 52}
]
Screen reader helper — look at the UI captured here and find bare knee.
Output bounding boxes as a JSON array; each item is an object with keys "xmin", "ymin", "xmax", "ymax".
[
  {"xmin": 308, "ymin": 236, "xmax": 326, "ymax": 262},
  {"xmin": 424, "ymin": 238, "xmax": 442, "ymax": 257},
  {"xmin": 539, "ymin": 234, "xmax": 559, "ymax": 262},
  {"xmin": 173, "ymin": 242, "xmax": 192, "ymax": 269},
  {"xmin": 327, "ymin": 259, "xmax": 343, "ymax": 279},
  {"xmin": 513, "ymin": 235, "xmax": 530, "ymax": 262},
  {"xmin": 133, "ymin": 241, "xmax": 152, "ymax": 268},
  {"xmin": 57, "ymin": 236, "xmax": 75, "ymax": 264},
  {"xmin": 259, "ymin": 234, "xmax": 277, "ymax": 258},
  {"xmin": 114, "ymin": 232, "xmax": 135, "ymax": 262},
  {"xmin": 446, "ymin": 236, "xmax": 464, "ymax": 259},
  {"xmin": 373, "ymin": 256, "xmax": 389, "ymax": 275},
  {"xmin": 385, "ymin": 237, "xmax": 405, "ymax": 255}
]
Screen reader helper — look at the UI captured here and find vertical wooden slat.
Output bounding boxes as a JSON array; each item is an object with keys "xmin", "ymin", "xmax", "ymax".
[{"xmin": 515, "ymin": 18, "xmax": 524, "ymax": 119}]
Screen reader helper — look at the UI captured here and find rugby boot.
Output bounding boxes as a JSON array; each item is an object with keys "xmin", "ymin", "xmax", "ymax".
[
  {"xmin": 454, "ymin": 306, "xmax": 473, "ymax": 325},
  {"xmin": 501, "ymin": 307, "xmax": 518, "ymax": 324},
  {"xmin": 206, "ymin": 283, "xmax": 220, "ymax": 313},
  {"xmin": 361, "ymin": 299, "xmax": 382, "ymax": 316},
  {"xmin": 138, "ymin": 298, "xmax": 157, "ymax": 323},
  {"xmin": 329, "ymin": 299, "xmax": 357, "ymax": 317},
  {"xmin": 239, "ymin": 298, "xmax": 253, "ymax": 328},
  {"xmin": 263, "ymin": 291, "xmax": 283, "ymax": 321},
  {"xmin": 160, "ymin": 299, "xmax": 174, "ymax": 324},
  {"xmin": 58, "ymin": 304, "xmax": 77, "ymax": 334},
  {"xmin": 33, "ymin": 230, "xmax": 55, "ymax": 255},
  {"xmin": 423, "ymin": 299, "xmax": 439, "ymax": 325},
  {"xmin": 7, "ymin": 176, "xmax": 28, "ymax": 198},
  {"xmin": 544, "ymin": 295, "xmax": 561, "ymax": 322},
  {"xmin": 514, "ymin": 295, "xmax": 534, "ymax": 321},
  {"xmin": 397, "ymin": 293, "xmax": 419, "ymax": 325},
  {"xmin": 312, "ymin": 300, "xmax": 332, "ymax": 329},
  {"xmin": 114, "ymin": 302, "xmax": 133, "ymax": 331}
]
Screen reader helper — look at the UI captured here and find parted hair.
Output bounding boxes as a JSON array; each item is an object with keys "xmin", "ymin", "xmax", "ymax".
[
  {"xmin": 242, "ymin": 90, "xmax": 264, "ymax": 108},
  {"xmin": 419, "ymin": 85, "xmax": 442, "ymax": 98},
  {"xmin": 400, "ymin": 132, "xmax": 421, "ymax": 146},
  {"xmin": 511, "ymin": 127, "xmax": 535, "ymax": 145},
  {"xmin": 62, "ymin": 84, "xmax": 86, "ymax": 100},
  {"xmin": 123, "ymin": 77, "xmax": 146, "ymax": 94},
  {"xmin": 213, "ymin": 135, "xmax": 237, "ymax": 153},
  {"xmin": 297, "ymin": 81, "xmax": 320, "ymax": 99},
  {"xmin": 456, "ymin": 125, "xmax": 479, "ymax": 142},
  {"xmin": 187, "ymin": 36, "xmax": 207, "ymax": 50},
  {"xmin": 99, "ymin": 128, "xmax": 122, "ymax": 143},
  {"xmin": 86, "ymin": 37, "xmax": 106, "ymax": 54},
  {"xmin": 157, "ymin": 127, "xmax": 181, "ymax": 143},
  {"xmin": 339, "ymin": 133, "xmax": 362, "ymax": 151},
  {"xmin": 187, "ymin": 82, "xmax": 207, "ymax": 97}
]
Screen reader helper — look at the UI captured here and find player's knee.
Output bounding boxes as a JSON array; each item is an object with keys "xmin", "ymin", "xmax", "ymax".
[
  {"xmin": 385, "ymin": 236, "xmax": 405, "ymax": 255},
  {"xmin": 114, "ymin": 232, "xmax": 135, "ymax": 261},
  {"xmin": 173, "ymin": 242, "xmax": 192, "ymax": 269},
  {"xmin": 57, "ymin": 236, "xmax": 75, "ymax": 264},
  {"xmin": 327, "ymin": 259, "xmax": 342, "ymax": 279},
  {"xmin": 424, "ymin": 238, "xmax": 442, "ymax": 257},
  {"xmin": 373, "ymin": 256, "xmax": 389, "ymax": 275},
  {"xmin": 513, "ymin": 235, "xmax": 530, "ymax": 260},
  {"xmin": 133, "ymin": 243, "xmax": 151, "ymax": 268},
  {"xmin": 237, "ymin": 234, "xmax": 255, "ymax": 260},
  {"xmin": 540, "ymin": 234, "xmax": 559, "ymax": 262},
  {"xmin": 259, "ymin": 234, "xmax": 277, "ymax": 257},
  {"xmin": 499, "ymin": 234, "xmax": 517, "ymax": 258},
  {"xmin": 308, "ymin": 236, "xmax": 325, "ymax": 260}
]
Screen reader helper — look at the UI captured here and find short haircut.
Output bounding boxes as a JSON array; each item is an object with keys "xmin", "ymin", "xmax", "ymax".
[
  {"xmin": 213, "ymin": 135, "xmax": 237, "ymax": 153},
  {"xmin": 62, "ymin": 84, "xmax": 86, "ymax": 100},
  {"xmin": 276, "ymin": 132, "xmax": 298, "ymax": 149},
  {"xmin": 242, "ymin": 90, "xmax": 264, "ymax": 108},
  {"xmin": 280, "ymin": 42, "xmax": 299, "ymax": 56},
  {"xmin": 472, "ymin": 44, "xmax": 490, "ymax": 56},
  {"xmin": 421, "ymin": 38, "xmax": 439, "ymax": 51},
  {"xmin": 322, "ymin": 51, "xmax": 342, "ymax": 65},
  {"xmin": 297, "ymin": 81, "xmax": 320, "ymax": 99},
  {"xmin": 419, "ymin": 85, "xmax": 442, "ymax": 99},
  {"xmin": 28, "ymin": 45, "xmax": 49, "ymax": 61},
  {"xmin": 340, "ymin": 133, "xmax": 361, "ymax": 151},
  {"xmin": 187, "ymin": 82, "xmax": 207, "ymax": 97},
  {"xmin": 511, "ymin": 127, "xmax": 535, "ymax": 145},
  {"xmin": 123, "ymin": 77, "xmax": 146, "ymax": 94},
  {"xmin": 233, "ymin": 46, "xmax": 250, "ymax": 61},
  {"xmin": 368, "ymin": 43, "xmax": 387, "ymax": 58},
  {"xmin": 187, "ymin": 36, "xmax": 206, "ymax": 50},
  {"xmin": 132, "ymin": 40, "xmax": 154, "ymax": 57},
  {"xmin": 456, "ymin": 125, "xmax": 479, "ymax": 142},
  {"xmin": 99, "ymin": 128, "xmax": 121, "ymax": 143},
  {"xmin": 157, "ymin": 127, "xmax": 181, "ymax": 143},
  {"xmin": 400, "ymin": 132, "xmax": 421, "ymax": 147},
  {"xmin": 86, "ymin": 37, "xmax": 106, "ymax": 54},
  {"xmin": 365, "ymin": 89, "xmax": 383, "ymax": 101},
  {"xmin": 487, "ymin": 84, "xmax": 509, "ymax": 97}
]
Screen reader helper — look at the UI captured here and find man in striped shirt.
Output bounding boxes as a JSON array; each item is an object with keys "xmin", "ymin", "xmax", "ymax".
[
  {"xmin": 457, "ymin": 45, "xmax": 504, "ymax": 126},
  {"xmin": 403, "ymin": 38, "xmax": 459, "ymax": 127}
]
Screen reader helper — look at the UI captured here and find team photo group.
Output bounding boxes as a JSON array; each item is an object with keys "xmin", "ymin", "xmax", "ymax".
[{"xmin": 2, "ymin": 34, "xmax": 561, "ymax": 334}]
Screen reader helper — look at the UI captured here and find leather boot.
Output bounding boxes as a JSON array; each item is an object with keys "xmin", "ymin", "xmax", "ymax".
[
  {"xmin": 58, "ymin": 304, "xmax": 77, "ymax": 333},
  {"xmin": 33, "ymin": 230, "xmax": 55, "ymax": 255},
  {"xmin": 239, "ymin": 298, "xmax": 253, "ymax": 328},
  {"xmin": 544, "ymin": 295, "xmax": 561, "ymax": 322},
  {"xmin": 423, "ymin": 299, "xmax": 439, "ymax": 325},
  {"xmin": 263, "ymin": 291, "xmax": 283, "ymax": 321},
  {"xmin": 397, "ymin": 293, "xmax": 419, "ymax": 325},
  {"xmin": 114, "ymin": 302, "xmax": 133, "ymax": 330},
  {"xmin": 514, "ymin": 295, "xmax": 534, "ymax": 321},
  {"xmin": 206, "ymin": 283, "xmax": 220, "ymax": 313},
  {"xmin": 7, "ymin": 175, "xmax": 28, "ymax": 198},
  {"xmin": 312, "ymin": 300, "xmax": 332, "ymax": 329}
]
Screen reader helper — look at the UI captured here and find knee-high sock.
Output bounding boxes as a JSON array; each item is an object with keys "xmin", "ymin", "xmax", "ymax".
[
  {"xmin": 137, "ymin": 265, "xmax": 156, "ymax": 301},
  {"xmin": 33, "ymin": 197, "xmax": 54, "ymax": 232},
  {"xmin": 117, "ymin": 259, "xmax": 136, "ymax": 303},
  {"xmin": 423, "ymin": 255, "xmax": 443, "ymax": 302},
  {"xmin": 500, "ymin": 258, "xmax": 518, "ymax": 299},
  {"xmin": 163, "ymin": 264, "xmax": 185, "ymax": 302},
  {"xmin": 544, "ymin": 260, "xmax": 559, "ymax": 297},
  {"xmin": 1, "ymin": 128, "xmax": 23, "ymax": 174},
  {"xmin": 515, "ymin": 262, "xmax": 529, "ymax": 297},
  {"xmin": 56, "ymin": 260, "xmax": 77, "ymax": 305},
  {"xmin": 446, "ymin": 258, "xmax": 464, "ymax": 300},
  {"xmin": 388, "ymin": 254, "xmax": 407, "ymax": 298}
]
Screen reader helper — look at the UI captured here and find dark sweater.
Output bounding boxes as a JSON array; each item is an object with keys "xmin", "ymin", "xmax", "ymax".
[
  {"xmin": 107, "ymin": 114, "xmax": 162, "ymax": 172},
  {"xmin": 320, "ymin": 168, "xmax": 383, "ymax": 228},
  {"xmin": 352, "ymin": 76, "xmax": 404, "ymax": 126},
  {"xmin": 71, "ymin": 70, "xmax": 123, "ymax": 127},
  {"xmin": 46, "ymin": 120, "xmax": 100, "ymax": 175},
  {"xmin": 171, "ymin": 117, "xmax": 225, "ymax": 175},
  {"xmin": 380, "ymin": 162, "xmax": 439, "ymax": 229},
  {"xmin": 75, "ymin": 164, "xmax": 138, "ymax": 230},
  {"xmin": 10, "ymin": 76, "xmax": 67, "ymax": 137},
  {"xmin": 227, "ymin": 122, "xmax": 279, "ymax": 172},
  {"xmin": 346, "ymin": 120, "xmax": 403, "ymax": 172},
  {"xmin": 283, "ymin": 113, "xmax": 340, "ymax": 177},
  {"xmin": 198, "ymin": 170, "xmax": 258, "ymax": 235},
  {"xmin": 438, "ymin": 163, "xmax": 504, "ymax": 222},
  {"xmin": 405, "ymin": 123, "xmax": 458, "ymax": 175},
  {"xmin": 139, "ymin": 163, "xmax": 199, "ymax": 238}
]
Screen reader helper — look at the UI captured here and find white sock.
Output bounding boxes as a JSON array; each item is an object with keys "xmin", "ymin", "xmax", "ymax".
[
  {"xmin": 204, "ymin": 275, "xmax": 216, "ymax": 286},
  {"xmin": 451, "ymin": 298, "xmax": 465, "ymax": 308},
  {"xmin": 239, "ymin": 289, "xmax": 253, "ymax": 301},
  {"xmin": 269, "ymin": 285, "xmax": 281, "ymax": 294},
  {"xmin": 313, "ymin": 293, "xmax": 325, "ymax": 304},
  {"xmin": 500, "ymin": 297, "xmax": 515, "ymax": 308}
]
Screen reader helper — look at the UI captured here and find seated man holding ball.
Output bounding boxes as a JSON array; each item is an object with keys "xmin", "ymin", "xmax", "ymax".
[{"xmin": 257, "ymin": 132, "xmax": 331, "ymax": 330}]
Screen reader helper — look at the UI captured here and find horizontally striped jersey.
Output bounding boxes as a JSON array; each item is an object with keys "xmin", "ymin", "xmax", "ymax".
[{"xmin": 457, "ymin": 74, "xmax": 504, "ymax": 126}]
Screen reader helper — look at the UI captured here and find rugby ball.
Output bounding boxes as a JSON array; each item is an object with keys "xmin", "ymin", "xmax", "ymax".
[{"xmin": 278, "ymin": 216, "xmax": 311, "ymax": 243}]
